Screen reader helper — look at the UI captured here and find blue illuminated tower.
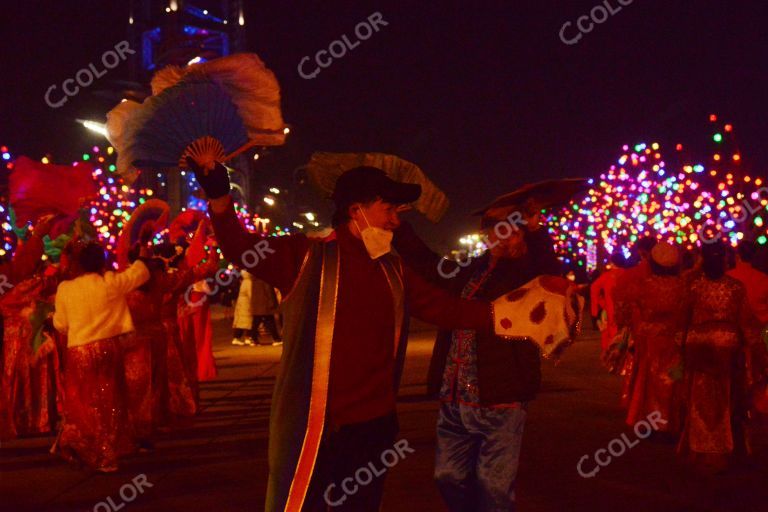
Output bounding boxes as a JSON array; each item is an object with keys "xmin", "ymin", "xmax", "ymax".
[
  {"xmin": 127, "ymin": 0, "xmax": 246, "ymax": 80},
  {"xmin": 125, "ymin": 0, "xmax": 250, "ymax": 214}
]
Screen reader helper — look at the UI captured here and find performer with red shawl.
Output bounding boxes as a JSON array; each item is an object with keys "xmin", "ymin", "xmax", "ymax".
[
  {"xmin": 156, "ymin": 235, "xmax": 218, "ymax": 414},
  {"xmin": 612, "ymin": 236, "xmax": 657, "ymax": 407},
  {"xmin": 0, "ymin": 278, "xmax": 56, "ymax": 438},
  {"xmin": 53, "ymin": 242, "xmax": 149, "ymax": 472}
]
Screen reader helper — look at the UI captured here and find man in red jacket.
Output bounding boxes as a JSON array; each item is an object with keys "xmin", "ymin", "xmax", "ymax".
[
  {"xmin": 393, "ymin": 203, "xmax": 561, "ymax": 512},
  {"xmin": 191, "ymin": 161, "xmax": 500, "ymax": 512}
]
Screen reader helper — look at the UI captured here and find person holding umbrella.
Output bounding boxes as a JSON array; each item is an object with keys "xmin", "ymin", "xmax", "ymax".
[{"xmin": 392, "ymin": 179, "xmax": 583, "ymax": 512}]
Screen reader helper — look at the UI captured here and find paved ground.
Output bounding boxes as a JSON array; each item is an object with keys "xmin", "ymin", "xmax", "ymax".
[{"xmin": 2, "ymin": 315, "xmax": 767, "ymax": 512}]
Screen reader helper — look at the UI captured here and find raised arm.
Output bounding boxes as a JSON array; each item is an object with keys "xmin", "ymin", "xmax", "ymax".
[
  {"xmin": 208, "ymin": 196, "xmax": 310, "ymax": 295},
  {"xmin": 189, "ymin": 158, "xmax": 311, "ymax": 296},
  {"xmin": 106, "ymin": 259, "xmax": 150, "ymax": 295},
  {"xmin": 404, "ymin": 263, "xmax": 492, "ymax": 331}
]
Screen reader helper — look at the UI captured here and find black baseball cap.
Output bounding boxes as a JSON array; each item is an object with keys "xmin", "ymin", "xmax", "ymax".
[{"xmin": 331, "ymin": 166, "xmax": 421, "ymax": 206}]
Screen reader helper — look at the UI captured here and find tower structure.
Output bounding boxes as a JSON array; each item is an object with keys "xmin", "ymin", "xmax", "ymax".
[{"xmin": 125, "ymin": 0, "xmax": 252, "ymax": 214}]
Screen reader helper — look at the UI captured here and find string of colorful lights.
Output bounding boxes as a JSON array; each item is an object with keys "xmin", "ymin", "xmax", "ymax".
[
  {"xmin": 546, "ymin": 114, "xmax": 765, "ymax": 273},
  {"xmin": 0, "ymin": 144, "xmax": 293, "ymax": 265},
  {"xmin": 5, "ymin": 114, "xmax": 766, "ymax": 274}
]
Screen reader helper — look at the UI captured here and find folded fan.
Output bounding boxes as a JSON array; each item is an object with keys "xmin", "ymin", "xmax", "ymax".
[
  {"xmin": 473, "ymin": 178, "xmax": 590, "ymax": 218},
  {"xmin": 107, "ymin": 53, "xmax": 287, "ymax": 183}
]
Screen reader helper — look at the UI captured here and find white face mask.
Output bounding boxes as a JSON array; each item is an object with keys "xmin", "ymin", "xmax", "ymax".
[{"xmin": 355, "ymin": 208, "xmax": 393, "ymax": 259}]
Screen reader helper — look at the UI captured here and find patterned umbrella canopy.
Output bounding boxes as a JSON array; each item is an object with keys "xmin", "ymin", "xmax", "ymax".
[{"xmin": 473, "ymin": 178, "xmax": 590, "ymax": 218}]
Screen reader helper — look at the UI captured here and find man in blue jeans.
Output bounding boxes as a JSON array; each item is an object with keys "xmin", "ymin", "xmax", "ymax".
[{"xmin": 393, "ymin": 202, "xmax": 561, "ymax": 511}]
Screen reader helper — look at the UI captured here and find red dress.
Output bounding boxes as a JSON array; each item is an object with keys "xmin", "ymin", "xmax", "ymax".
[
  {"xmin": 0, "ymin": 277, "xmax": 60, "ymax": 439},
  {"xmin": 614, "ymin": 260, "xmax": 652, "ymax": 408},
  {"xmin": 160, "ymin": 261, "xmax": 217, "ymax": 414},
  {"xmin": 178, "ymin": 286, "xmax": 217, "ymax": 383},
  {"xmin": 57, "ymin": 335, "xmax": 135, "ymax": 470},
  {"xmin": 590, "ymin": 267, "xmax": 624, "ymax": 352},
  {"xmin": 678, "ymin": 275, "xmax": 762, "ymax": 470},
  {"xmin": 0, "ymin": 235, "xmax": 50, "ymax": 439},
  {"xmin": 620, "ymin": 273, "xmax": 687, "ymax": 433},
  {"xmin": 127, "ymin": 267, "xmax": 200, "ymax": 428}
]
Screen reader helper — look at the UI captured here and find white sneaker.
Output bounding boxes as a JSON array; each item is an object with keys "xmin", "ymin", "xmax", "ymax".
[
  {"xmin": 271, "ymin": 341, "xmax": 283, "ymax": 347},
  {"xmin": 244, "ymin": 337, "xmax": 257, "ymax": 346},
  {"xmin": 232, "ymin": 338, "xmax": 245, "ymax": 346}
]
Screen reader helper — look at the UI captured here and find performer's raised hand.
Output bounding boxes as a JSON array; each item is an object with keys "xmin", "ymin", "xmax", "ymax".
[{"xmin": 186, "ymin": 157, "xmax": 231, "ymax": 200}]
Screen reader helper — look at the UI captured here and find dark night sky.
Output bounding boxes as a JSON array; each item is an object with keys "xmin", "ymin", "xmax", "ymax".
[{"xmin": 1, "ymin": 0, "xmax": 768, "ymax": 250}]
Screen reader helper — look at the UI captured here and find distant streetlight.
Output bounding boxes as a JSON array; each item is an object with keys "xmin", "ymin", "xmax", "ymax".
[{"xmin": 77, "ymin": 119, "xmax": 108, "ymax": 138}]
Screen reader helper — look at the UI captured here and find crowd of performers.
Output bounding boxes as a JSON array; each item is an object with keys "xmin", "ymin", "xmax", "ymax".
[
  {"xmin": 592, "ymin": 237, "xmax": 768, "ymax": 474},
  {"xmin": 5, "ymin": 156, "xmax": 767, "ymax": 509},
  {"xmin": 0, "ymin": 213, "xmax": 220, "ymax": 472},
  {"xmin": 5, "ymin": 159, "xmax": 577, "ymax": 510}
]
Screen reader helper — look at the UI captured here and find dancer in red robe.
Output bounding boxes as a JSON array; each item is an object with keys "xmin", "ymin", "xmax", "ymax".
[
  {"xmin": 178, "ymin": 280, "xmax": 217, "ymax": 382},
  {"xmin": 618, "ymin": 242, "xmax": 686, "ymax": 434},
  {"xmin": 0, "ymin": 217, "xmax": 53, "ymax": 440},
  {"xmin": 122, "ymin": 239, "xmax": 160, "ymax": 444},
  {"xmin": 613, "ymin": 237, "xmax": 656, "ymax": 408},
  {"xmin": 128, "ymin": 242, "xmax": 218, "ymax": 429},
  {"xmin": 0, "ymin": 277, "xmax": 57, "ymax": 438},
  {"xmin": 158, "ymin": 242, "xmax": 218, "ymax": 413},
  {"xmin": 53, "ymin": 242, "xmax": 149, "ymax": 472},
  {"xmin": 176, "ymin": 229, "xmax": 219, "ymax": 383},
  {"xmin": 678, "ymin": 241, "xmax": 764, "ymax": 473},
  {"xmin": 590, "ymin": 252, "xmax": 627, "ymax": 354}
]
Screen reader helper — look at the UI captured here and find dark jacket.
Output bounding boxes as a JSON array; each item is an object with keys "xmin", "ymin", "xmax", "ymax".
[{"xmin": 393, "ymin": 222, "xmax": 562, "ymax": 405}]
